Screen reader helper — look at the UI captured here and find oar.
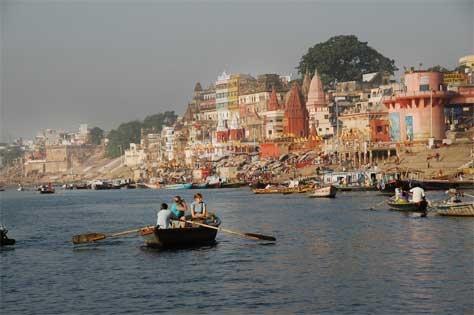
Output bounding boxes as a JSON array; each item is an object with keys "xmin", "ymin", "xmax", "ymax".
[
  {"xmin": 369, "ymin": 199, "xmax": 387, "ymax": 210},
  {"xmin": 464, "ymin": 193, "xmax": 474, "ymax": 199},
  {"xmin": 176, "ymin": 219, "xmax": 276, "ymax": 242},
  {"xmin": 72, "ymin": 226, "xmax": 153, "ymax": 244}
]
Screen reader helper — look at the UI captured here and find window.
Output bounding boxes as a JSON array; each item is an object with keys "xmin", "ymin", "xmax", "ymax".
[
  {"xmin": 419, "ymin": 84, "xmax": 430, "ymax": 91},
  {"xmin": 376, "ymin": 126, "xmax": 383, "ymax": 133},
  {"xmin": 324, "ymin": 115, "xmax": 328, "ymax": 119}
]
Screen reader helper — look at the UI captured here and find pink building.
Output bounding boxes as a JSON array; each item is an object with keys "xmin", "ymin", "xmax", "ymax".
[{"xmin": 384, "ymin": 71, "xmax": 448, "ymax": 141}]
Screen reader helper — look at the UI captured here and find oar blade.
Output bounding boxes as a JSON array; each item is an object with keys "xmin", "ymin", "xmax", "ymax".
[
  {"xmin": 244, "ymin": 233, "xmax": 276, "ymax": 242},
  {"xmin": 72, "ymin": 233, "xmax": 106, "ymax": 244}
]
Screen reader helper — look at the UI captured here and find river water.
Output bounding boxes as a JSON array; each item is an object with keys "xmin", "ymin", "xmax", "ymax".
[{"xmin": 1, "ymin": 188, "xmax": 473, "ymax": 314}]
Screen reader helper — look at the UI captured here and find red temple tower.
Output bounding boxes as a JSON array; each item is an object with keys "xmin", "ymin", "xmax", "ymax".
[{"xmin": 284, "ymin": 84, "xmax": 309, "ymax": 137}]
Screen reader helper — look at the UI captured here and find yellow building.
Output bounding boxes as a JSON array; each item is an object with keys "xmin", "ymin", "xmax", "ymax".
[{"xmin": 459, "ymin": 55, "xmax": 474, "ymax": 70}]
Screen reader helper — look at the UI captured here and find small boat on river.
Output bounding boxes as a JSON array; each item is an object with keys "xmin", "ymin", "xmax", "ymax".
[
  {"xmin": 163, "ymin": 183, "xmax": 193, "ymax": 190},
  {"xmin": 0, "ymin": 226, "xmax": 15, "ymax": 246},
  {"xmin": 309, "ymin": 185, "xmax": 337, "ymax": 198},
  {"xmin": 435, "ymin": 202, "xmax": 474, "ymax": 217},
  {"xmin": 387, "ymin": 199, "xmax": 427, "ymax": 212},
  {"xmin": 253, "ymin": 185, "xmax": 312, "ymax": 194},
  {"xmin": 139, "ymin": 216, "xmax": 221, "ymax": 249},
  {"xmin": 39, "ymin": 185, "xmax": 55, "ymax": 194}
]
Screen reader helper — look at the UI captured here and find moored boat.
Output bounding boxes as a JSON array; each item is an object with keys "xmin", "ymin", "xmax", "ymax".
[
  {"xmin": 309, "ymin": 185, "xmax": 337, "ymax": 198},
  {"xmin": 192, "ymin": 183, "xmax": 209, "ymax": 189},
  {"xmin": 163, "ymin": 183, "xmax": 193, "ymax": 190},
  {"xmin": 139, "ymin": 216, "xmax": 221, "ymax": 249},
  {"xmin": 221, "ymin": 182, "xmax": 247, "ymax": 188},
  {"xmin": 336, "ymin": 185, "xmax": 377, "ymax": 192}
]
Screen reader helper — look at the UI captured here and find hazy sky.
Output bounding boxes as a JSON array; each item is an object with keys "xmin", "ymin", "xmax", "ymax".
[{"xmin": 1, "ymin": 0, "xmax": 473, "ymax": 140}]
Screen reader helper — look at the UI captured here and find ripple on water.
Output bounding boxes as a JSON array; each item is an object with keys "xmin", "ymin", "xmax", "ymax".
[{"xmin": 0, "ymin": 189, "xmax": 473, "ymax": 314}]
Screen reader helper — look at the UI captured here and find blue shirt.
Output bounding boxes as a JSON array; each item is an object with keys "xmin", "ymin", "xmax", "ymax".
[{"xmin": 170, "ymin": 203, "xmax": 185, "ymax": 219}]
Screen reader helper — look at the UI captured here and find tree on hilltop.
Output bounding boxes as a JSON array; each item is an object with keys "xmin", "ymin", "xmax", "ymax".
[
  {"xmin": 89, "ymin": 127, "xmax": 104, "ymax": 145},
  {"xmin": 297, "ymin": 35, "xmax": 398, "ymax": 86},
  {"xmin": 105, "ymin": 111, "xmax": 178, "ymax": 158}
]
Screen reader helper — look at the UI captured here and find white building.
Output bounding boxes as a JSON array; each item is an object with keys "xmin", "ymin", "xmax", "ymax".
[
  {"xmin": 215, "ymin": 71, "xmax": 231, "ymax": 128},
  {"xmin": 161, "ymin": 126, "xmax": 175, "ymax": 161},
  {"xmin": 123, "ymin": 143, "xmax": 146, "ymax": 167}
]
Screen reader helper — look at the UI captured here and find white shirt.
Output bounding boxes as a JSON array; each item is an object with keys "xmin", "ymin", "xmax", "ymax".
[{"xmin": 410, "ymin": 187, "xmax": 425, "ymax": 203}]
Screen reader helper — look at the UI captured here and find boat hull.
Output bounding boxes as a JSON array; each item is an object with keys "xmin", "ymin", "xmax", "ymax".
[
  {"xmin": 309, "ymin": 185, "xmax": 337, "ymax": 198},
  {"xmin": 0, "ymin": 238, "xmax": 15, "ymax": 246},
  {"xmin": 39, "ymin": 190, "xmax": 55, "ymax": 194},
  {"xmin": 388, "ymin": 201, "xmax": 427, "ymax": 212},
  {"xmin": 140, "ymin": 225, "xmax": 218, "ymax": 249},
  {"xmin": 436, "ymin": 203, "xmax": 474, "ymax": 217},
  {"xmin": 164, "ymin": 183, "xmax": 193, "ymax": 190}
]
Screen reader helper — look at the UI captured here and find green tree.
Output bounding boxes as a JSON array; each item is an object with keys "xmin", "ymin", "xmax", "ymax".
[
  {"xmin": 105, "ymin": 111, "xmax": 178, "ymax": 158},
  {"xmin": 297, "ymin": 35, "xmax": 398, "ymax": 86},
  {"xmin": 142, "ymin": 111, "xmax": 177, "ymax": 132},
  {"xmin": 0, "ymin": 146, "xmax": 23, "ymax": 168},
  {"xmin": 426, "ymin": 65, "xmax": 451, "ymax": 73},
  {"xmin": 106, "ymin": 120, "xmax": 142, "ymax": 158},
  {"xmin": 89, "ymin": 127, "xmax": 104, "ymax": 145}
]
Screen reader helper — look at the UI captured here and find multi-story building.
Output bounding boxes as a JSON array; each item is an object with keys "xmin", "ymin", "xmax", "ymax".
[
  {"xmin": 199, "ymin": 85, "xmax": 217, "ymax": 122},
  {"xmin": 215, "ymin": 71, "xmax": 231, "ymax": 127},
  {"xmin": 161, "ymin": 126, "xmax": 175, "ymax": 161},
  {"xmin": 238, "ymin": 74, "xmax": 286, "ymax": 141},
  {"xmin": 384, "ymin": 70, "xmax": 448, "ymax": 141}
]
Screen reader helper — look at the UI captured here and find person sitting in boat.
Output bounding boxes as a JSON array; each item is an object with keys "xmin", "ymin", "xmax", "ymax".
[
  {"xmin": 170, "ymin": 196, "xmax": 188, "ymax": 227},
  {"xmin": 191, "ymin": 193, "xmax": 207, "ymax": 220},
  {"xmin": 409, "ymin": 185, "xmax": 428, "ymax": 216},
  {"xmin": 156, "ymin": 203, "xmax": 172, "ymax": 229},
  {"xmin": 409, "ymin": 185, "xmax": 425, "ymax": 203},
  {"xmin": 446, "ymin": 188, "xmax": 462, "ymax": 203}
]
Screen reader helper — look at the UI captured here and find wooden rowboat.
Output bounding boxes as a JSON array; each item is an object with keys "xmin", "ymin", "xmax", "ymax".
[
  {"xmin": 436, "ymin": 202, "xmax": 474, "ymax": 217},
  {"xmin": 0, "ymin": 228, "xmax": 15, "ymax": 246},
  {"xmin": 139, "ymin": 216, "xmax": 221, "ymax": 249},
  {"xmin": 309, "ymin": 185, "xmax": 337, "ymax": 198},
  {"xmin": 387, "ymin": 200, "xmax": 427, "ymax": 212},
  {"xmin": 253, "ymin": 185, "xmax": 313, "ymax": 195}
]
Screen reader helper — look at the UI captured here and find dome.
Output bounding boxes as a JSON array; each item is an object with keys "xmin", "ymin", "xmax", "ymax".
[{"xmin": 306, "ymin": 70, "xmax": 326, "ymax": 106}]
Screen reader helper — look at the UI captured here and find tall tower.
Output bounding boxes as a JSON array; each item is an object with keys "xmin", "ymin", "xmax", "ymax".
[
  {"xmin": 306, "ymin": 70, "xmax": 332, "ymax": 137},
  {"xmin": 284, "ymin": 84, "xmax": 309, "ymax": 137}
]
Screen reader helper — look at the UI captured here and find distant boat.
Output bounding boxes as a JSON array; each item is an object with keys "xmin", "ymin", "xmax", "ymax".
[
  {"xmin": 192, "ymin": 183, "xmax": 209, "ymax": 189},
  {"xmin": 435, "ymin": 202, "xmax": 474, "ymax": 217},
  {"xmin": 336, "ymin": 185, "xmax": 377, "ymax": 192},
  {"xmin": 39, "ymin": 185, "xmax": 55, "ymax": 194},
  {"xmin": 144, "ymin": 183, "xmax": 161, "ymax": 189},
  {"xmin": 0, "ymin": 226, "xmax": 15, "ymax": 246},
  {"xmin": 309, "ymin": 185, "xmax": 337, "ymax": 198},
  {"xmin": 163, "ymin": 183, "xmax": 193, "ymax": 190},
  {"xmin": 221, "ymin": 182, "xmax": 247, "ymax": 188}
]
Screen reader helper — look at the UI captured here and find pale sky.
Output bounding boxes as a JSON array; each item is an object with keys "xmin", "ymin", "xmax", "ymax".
[{"xmin": 1, "ymin": 0, "xmax": 473, "ymax": 140}]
